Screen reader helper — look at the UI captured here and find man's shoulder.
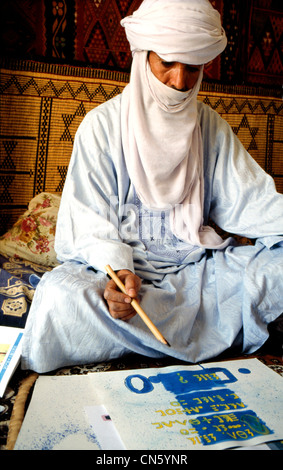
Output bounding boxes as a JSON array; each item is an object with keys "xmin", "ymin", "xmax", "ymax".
[
  {"xmin": 86, "ymin": 93, "xmax": 122, "ymax": 121},
  {"xmin": 77, "ymin": 94, "xmax": 122, "ymax": 133},
  {"xmin": 197, "ymin": 99, "xmax": 218, "ymax": 119},
  {"xmin": 197, "ymin": 99, "xmax": 229, "ymax": 131},
  {"xmin": 71, "ymin": 94, "xmax": 122, "ymax": 146}
]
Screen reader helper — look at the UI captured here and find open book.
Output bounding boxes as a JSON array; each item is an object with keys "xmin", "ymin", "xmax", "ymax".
[{"xmin": 0, "ymin": 326, "xmax": 24, "ymax": 397}]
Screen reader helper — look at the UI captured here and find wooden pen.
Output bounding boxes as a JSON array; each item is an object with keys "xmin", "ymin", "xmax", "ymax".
[{"xmin": 105, "ymin": 264, "xmax": 170, "ymax": 347}]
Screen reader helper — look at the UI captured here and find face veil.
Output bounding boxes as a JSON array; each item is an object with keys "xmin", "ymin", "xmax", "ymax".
[{"xmin": 121, "ymin": 0, "xmax": 229, "ymax": 248}]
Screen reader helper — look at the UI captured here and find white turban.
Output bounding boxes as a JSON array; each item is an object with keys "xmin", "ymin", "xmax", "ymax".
[
  {"xmin": 121, "ymin": 0, "xmax": 227, "ymax": 65},
  {"xmin": 120, "ymin": 0, "xmax": 229, "ymax": 249}
]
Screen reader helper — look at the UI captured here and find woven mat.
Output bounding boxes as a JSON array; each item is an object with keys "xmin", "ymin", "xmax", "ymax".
[{"xmin": 0, "ymin": 61, "xmax": 129, "ymax": 234}]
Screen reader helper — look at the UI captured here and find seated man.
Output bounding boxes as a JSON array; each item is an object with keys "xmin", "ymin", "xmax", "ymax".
[{"xmin": 22, "ymin": 0, "xmax": 283, "ymax": 373}]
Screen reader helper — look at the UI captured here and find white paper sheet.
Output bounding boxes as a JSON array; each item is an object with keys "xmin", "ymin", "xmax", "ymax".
[
  {"xmin": 15, "ymin": 374, "xmax": 100, "ymax": 450},
  {"xmin": 84, "ymin": 404, "xmax": 126, "ymax": 449}
]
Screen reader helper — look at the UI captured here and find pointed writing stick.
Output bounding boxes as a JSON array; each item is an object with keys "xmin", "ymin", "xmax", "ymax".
[{"xmin": 105, "ymin": 265, "xmax": 170, "ymax": 347}]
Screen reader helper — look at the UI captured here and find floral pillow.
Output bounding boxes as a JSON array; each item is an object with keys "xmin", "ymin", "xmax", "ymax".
[{"xmin": 0, "ymin": 193, "xmax": 61, "ymax": 267}]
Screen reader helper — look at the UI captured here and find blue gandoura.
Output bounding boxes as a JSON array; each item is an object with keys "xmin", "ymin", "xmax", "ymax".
[{"xmin": 22, "ymin": 0, "xmax": 283, "ymax": 373}]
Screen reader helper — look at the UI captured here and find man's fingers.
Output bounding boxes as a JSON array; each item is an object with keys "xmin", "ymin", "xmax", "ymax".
[
  {"xmin": 123, "ymin": 272, "xmax": 141, "ymax": 298},
  {"xmin": 104, "ymin": 269, "xmax": 141, "ymax": 321},
  {"xmin": 104, "ymin": 279, "xmax": 131, "ymax": 304},
  {"xmin": 108, "ymin": 302, "xmax": 136, "ymax": 320}
]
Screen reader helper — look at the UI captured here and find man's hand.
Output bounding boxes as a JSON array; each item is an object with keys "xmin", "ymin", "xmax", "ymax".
[{"xmin": 104, "ymin": 269, "xmax": 141, "ymax": 321}]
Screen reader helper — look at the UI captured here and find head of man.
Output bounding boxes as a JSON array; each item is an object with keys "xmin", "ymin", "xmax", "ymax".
[
  {"xmin": 148, "ymin": 51, "xmax": 202, "ymax": 92},
  {"xmin": 121, "ymin": 0, "xmax": 227, "ymax": 75}
]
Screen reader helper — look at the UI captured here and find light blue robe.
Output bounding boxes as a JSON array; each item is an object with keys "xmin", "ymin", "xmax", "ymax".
[{"xmin": 21, "ymin": 95, "xmax": 283, "ymax": 373}]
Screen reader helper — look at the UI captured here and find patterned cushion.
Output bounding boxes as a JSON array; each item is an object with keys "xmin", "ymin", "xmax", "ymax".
[{"xmin": 0, "ymin": 193, "xmax": 60, "ymax": 267}]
